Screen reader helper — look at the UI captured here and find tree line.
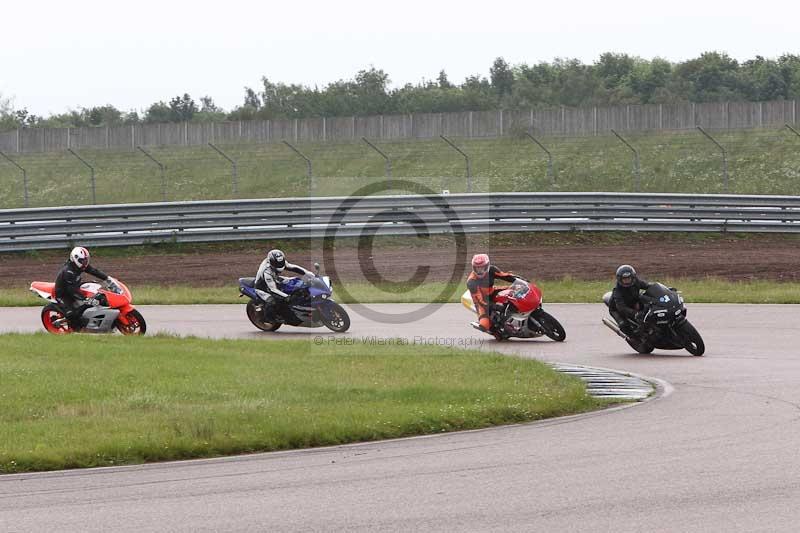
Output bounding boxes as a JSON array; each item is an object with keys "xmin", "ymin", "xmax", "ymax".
[{"xmin": 2, "ymin": 51, "xmax": 800, "ymax": 131}]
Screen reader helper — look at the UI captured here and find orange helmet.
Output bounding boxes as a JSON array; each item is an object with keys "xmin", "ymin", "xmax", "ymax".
[{"xmin": 471, "ymin": 253, "xmax": 490, "ymax": 278}]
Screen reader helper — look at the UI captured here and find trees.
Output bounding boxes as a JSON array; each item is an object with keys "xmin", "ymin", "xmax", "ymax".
[
  {"xmin": 490, "ymin": 57, "xmax": 515, "ymax": 98},
  {"xmin": 144, "ymin": 101, "xmax": 172, "ymax": 123},
  {"xmin": 5, "ymin": 52, "xmax": 800, "ymax": 132},
  {"xmin": 168, "ymin": 94, "xmax": 198, "ymax": 122},
  {"xmin": 674, "ymin": 52, "xmax": 742, "ymax": 102}
]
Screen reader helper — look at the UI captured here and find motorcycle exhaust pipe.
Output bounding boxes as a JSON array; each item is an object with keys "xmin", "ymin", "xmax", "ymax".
[{"xmin": 602, "ymin": 318, "xmax": 630, "ymax": 340}]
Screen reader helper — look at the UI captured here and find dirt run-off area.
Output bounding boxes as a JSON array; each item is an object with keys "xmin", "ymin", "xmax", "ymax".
[{"xmin": 2, "ymin": 233, "xmax": 799, "ymax": 288}]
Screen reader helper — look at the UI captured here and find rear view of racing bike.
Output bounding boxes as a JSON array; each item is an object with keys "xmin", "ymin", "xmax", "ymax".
[{"xmin": 602, "ymin": 282, "xmax": 704, "ymax": 355}]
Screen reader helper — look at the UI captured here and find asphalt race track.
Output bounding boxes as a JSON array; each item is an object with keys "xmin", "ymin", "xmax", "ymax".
[{"xmin": 1, "ymin": 303, "xmax": 800, "ymax": 532}]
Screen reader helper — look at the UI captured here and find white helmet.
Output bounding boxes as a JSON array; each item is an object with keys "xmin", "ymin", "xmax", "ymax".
[{"xmin": 70, "ymin": 246, "xmax": 90, "ymax": 270}]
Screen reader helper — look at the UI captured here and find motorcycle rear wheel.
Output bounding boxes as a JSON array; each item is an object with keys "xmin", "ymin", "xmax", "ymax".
[
  {"xmin": 678, "ymin": 320, "xmax": 705, "ymax": 356},
  {"xmin": 532, "ymin": 310, "xmax": 566, "ymax": 342},
  {"xmin": 246, "ymin": 301, "xmax": 282, "ymax": 332},
  {"xmin": 116, "ymin": 309, "xmax": 147, "ymax": 335},
  {"xmin": 626, "ymin": 337, "xmax": 655, "ymax": 354},
  {"xmin": 41, "ymin": 304, "xmax": 73, "ymax": 334}
]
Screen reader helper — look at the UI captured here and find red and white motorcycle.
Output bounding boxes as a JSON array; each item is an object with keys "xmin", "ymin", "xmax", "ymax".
[
  {"xmin": 462, "ymin": 278, "xmax": 566, "ymax": 341},
  {"xmin": 30, "ymin": 277, "xmax": 146, "ymax": 335}
]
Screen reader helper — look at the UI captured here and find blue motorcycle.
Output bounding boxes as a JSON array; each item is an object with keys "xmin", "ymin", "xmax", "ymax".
[{"xmin": 238, "ymin": 263, "xmax": 350, "ymax": 333}]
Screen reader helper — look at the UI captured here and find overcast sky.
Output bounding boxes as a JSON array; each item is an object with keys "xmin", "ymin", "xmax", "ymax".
[{"xmin": 2, "ymin": 0, "xmax": 798, "ymax": 116}]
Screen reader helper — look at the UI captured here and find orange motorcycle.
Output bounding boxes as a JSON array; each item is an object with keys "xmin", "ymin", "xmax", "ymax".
[{"xmin": 30, "ymin": 277, "xmax": 146, "ymax": 335}]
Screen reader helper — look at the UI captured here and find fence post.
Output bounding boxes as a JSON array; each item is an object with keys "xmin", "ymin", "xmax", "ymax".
[
  {"xmin": 697, "ymin": 126, "xmax": 729, "ymax": 193},
  {"xmin": 524, "ymin": 132, "xmax": 554, "ymax": 186},
  {"xmin": 282, "ymin": 140, "xmax": 313, "ymax": 190},
  {"xmin": 208, "ymin": 142, "xmax": 239, "ymax": 196},
  {"xmin": 440, "ymin": 135, "xmax": 471, "ymax": 192},
  {"xmin": 137, "ymin": 146, "xmax": 167, "ymax": 201},
  {"xmin": 0, "ymin": 149, "xmax": 29, "ymax": 207},
  {"xmin": 67, "ymin": 148, "xmax": 96, "ymax": 204},
  {"xmin": 611, "ymin": 129, "xmax": 641, "ymax": 192},
  {"xmin": 362, "ymin": 137, "xmax": 392, "ymax": 179}
]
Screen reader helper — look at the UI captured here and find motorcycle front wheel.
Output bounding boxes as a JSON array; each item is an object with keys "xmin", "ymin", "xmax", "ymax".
[
  {"xmin": 320, "ymin": 303, "xmax": 350, "ymax": 333},
  {"xmin": 678, "ymin": 320, "xmax": 705, "ymax": 356},
  {"xmin": 116, "ymin": 309, "xmax": 147, "ymax": 335},
  {"xmin": 532, "ymin": 310, "xmax": 566, "ymax": 342},
  {"xmin": 246, "ymin": 301, "xmax": 282, "ymax": 332}
]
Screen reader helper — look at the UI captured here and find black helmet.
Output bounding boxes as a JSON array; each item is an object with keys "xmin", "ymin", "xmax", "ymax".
[
  {"xmin": 616, "ymin": 264, "xmax": 637, "ymax": 288},
  {"xmin": 267, "ymin": 249, "xmax": 286, "ymax": 271}
]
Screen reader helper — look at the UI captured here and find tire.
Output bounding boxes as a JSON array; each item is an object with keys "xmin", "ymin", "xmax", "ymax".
[
  {"xmin": 116, "ymin": 309, "xmax": 147, "ymax": 335},
  {"xmin": 678, "ymin": 320, "xmax": 705, "ymax": 356},
  {"xmin": 320, "ymin": 302, "xmax": 350, "ymax": 333},
  {"xmin": 626, "ymin": 337, "xmax": 654, "ymax": 354},
  {"xmin": 41, "ymin": 304, "xmax": 73, "ymax": 335},
  {"xmin": 246, "ymin": 300, "xmax": 281, "ymax": 332},
  {"xmin": 534, "ymin": 310, "xmax": 566, "ymax": 342}
]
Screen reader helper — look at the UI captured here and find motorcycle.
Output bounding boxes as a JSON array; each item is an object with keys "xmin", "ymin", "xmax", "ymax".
[
  {"xmin": 602, "ymin": 282, "xmax": 705, "ymax": 356},
  {"xmin": 239, "ymin": 263, "xmax": 350, "ymax": 333},
  {"xmin": 461, "ymin": 278, "xmax": 566, "ymax": 341},
  {"xmin": 29, "ymin": 277, "xmax": 146, "ymax": 335}
]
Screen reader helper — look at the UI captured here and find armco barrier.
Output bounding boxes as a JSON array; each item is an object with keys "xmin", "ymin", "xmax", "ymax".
[{"xmin": 2, "ymin": 192, "xmax": 800, "ymax": 252}]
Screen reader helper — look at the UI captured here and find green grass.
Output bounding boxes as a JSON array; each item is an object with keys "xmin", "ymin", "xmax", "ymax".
[
  {"xmin": 0, "ymin": 333, "xmax": 602, "ymax": 473},
  {"xmin": 1, "ymin": 128, "xmax": 799, "ymax": 208},
  {"xmin": 9, "ymin": 277, "xmax": 800, "ymax": 306}
]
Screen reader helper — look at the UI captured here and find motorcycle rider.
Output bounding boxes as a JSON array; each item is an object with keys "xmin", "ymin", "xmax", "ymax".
[
  {"xmin": 608, "ymin": 264, "xmax": 654, "ymax": 335},
  {"xmin": 255, "ymin": 249, "xmax": 313, "ymax": 321},
  {"xmin": 466, "ymin": 253, "xmax": 521, "ymax": 338},
  {"xmin": 55, "ymin": 246, "xmax": 111, "ymax": 331}
]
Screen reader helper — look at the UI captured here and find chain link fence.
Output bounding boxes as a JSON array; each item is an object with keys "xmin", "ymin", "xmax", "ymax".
[{"xmin": 0, "ymin": 127, "xmax": 799, "ymax": 208}]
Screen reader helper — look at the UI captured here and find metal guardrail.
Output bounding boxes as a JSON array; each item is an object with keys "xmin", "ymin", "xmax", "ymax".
[{"xmin": 3, "ymin": 192, "xmax": 800, "ymax": 252}]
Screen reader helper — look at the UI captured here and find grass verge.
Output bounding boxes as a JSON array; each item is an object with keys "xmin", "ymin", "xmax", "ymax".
[
  {"xmin": 2, "ymin": 130, "xmax": 800, "ymax": 208},
  {"xmin": 0, "ymin": 333, "xmax": 604, "ymax": 473},
  {"xmin": 6, "ymin": 277, "xmax": 800, "ymax": 306}
]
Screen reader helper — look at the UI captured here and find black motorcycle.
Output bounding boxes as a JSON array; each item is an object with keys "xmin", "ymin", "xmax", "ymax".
[{"xmin": 602, "ymin": 283, "xmax": 705, "ymax": 356}]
